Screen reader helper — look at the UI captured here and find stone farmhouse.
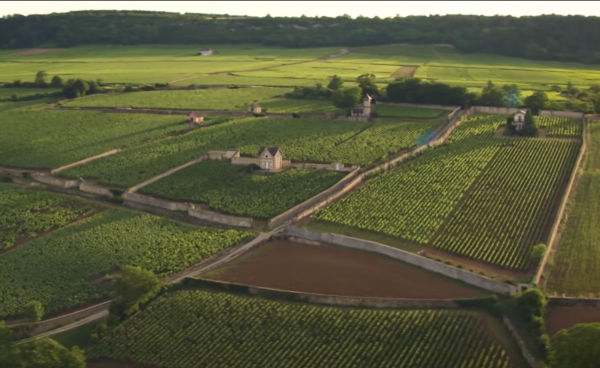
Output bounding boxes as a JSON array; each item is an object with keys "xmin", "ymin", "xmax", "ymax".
[
  {"xmin": 350, "ymin": 94, "xmax": 373, "ymax": 121},
  {"xmin": 187, "ymin": 112, "xmax": 205, "ymax": 124},
  {"xmin": 198, "ymin": 48, "xmax": 213, "ymax": 56},
  {"xmin": 513, "ymin": 110, "xmax": 526, "ymax": 132},
  {"xmin": 258, "ymin": 147, "xmax": 283, "ymax": 170},
  {"xmin": 248, "ymin": 104, "xmax": 262, "ymax": 114}
]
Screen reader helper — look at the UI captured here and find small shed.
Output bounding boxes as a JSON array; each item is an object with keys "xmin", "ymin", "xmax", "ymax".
[
  {"xmin": 198, "ymin": 49, "xmax": 213, "ymax": 56},
  {"xmin": 513, "ymin": 110, "xmax": 526, "ymax": 132},
  {"xmin": 258, "ymin": 147, "xmax": 283, "ymax": 170},
  {"xmin": 188, "ymin": 112, "xmax": 205, "ymax": 124},
  {"xmin": 248, "ymin": 104, "xmax": 262, "ymax": 114},
  {"xmin": 351, "ymin": 94, "xmax": 373, "ymax": 118}
]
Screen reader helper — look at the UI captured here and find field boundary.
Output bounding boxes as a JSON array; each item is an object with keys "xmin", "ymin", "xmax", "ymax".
[
  {"xmin": 128, "ymin": 155, "xmax": 208, "ymax": 193},
  {"xmin": 184, "ymin": 278, "xmax": 460, "ymax": 309},
  {"xmin": 547, "ymin": 297, "xmax": 600, "ymax": 308},
  {"xmin": 533, "ymin": 120, "xmax": 587, "ymax": 286},
  {"xmin": 502, "ymin": 317, "xmax": 538, "ymax": 368},
  {"xmin": 50, "ymin": 149, "xmax": 121, "ymax": 174}
]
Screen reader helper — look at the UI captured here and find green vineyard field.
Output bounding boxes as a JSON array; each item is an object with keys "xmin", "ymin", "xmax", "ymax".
[
  {"xmin": 373, "ymin": 104, "xmax": 447, "ymax": 119},
  {"xmin": 534, "ymin": 116, "xmax": 582, "ymax": 137},
  {"xmin": 142, "ymin": 161, "xmax": 346, "ymax": 218},
  {"xmin": 89, "ymin": 289, "xmax": 517, "ymax": 368},
  {"xmin": 433, "ymin": 139, "xmax": 580, "ymax": 271},
  {"xmin": 0, "ymin": 183, "xmax": 97, "ymax": 250},
  {"xmin": 0, "ymin": 210, "xmax": 252, "ymax": 318}
]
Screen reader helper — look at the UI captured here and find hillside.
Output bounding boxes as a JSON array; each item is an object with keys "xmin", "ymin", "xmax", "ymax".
[{"xmin": 1, "ymin": 11, "xmax": 600, "ymax": 63}]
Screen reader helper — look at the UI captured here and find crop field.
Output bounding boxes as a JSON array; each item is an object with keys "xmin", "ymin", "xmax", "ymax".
[
  {"xmin": 546, "ymin": 122, "xmax": 600, "ymax": 297},
  {"xmin": 0, "ymin": 45, "xmax": 342, "ymax": 84},
  {"xmin": 432, "ymin": 139, "xmax": 580, "ymax": 271},
  {"xmin": 534, "ymin": 116, "xmax": 582, "ymax": 137},
  {"xmin": 89, "ymin": 289, "xmax": 517, "ymax": 368},
  {"xmin": 373, "ymin": 104, "xmax": 448, "ymax": 119},
  {"xmin": 0, "ymin": 209, "xmax": 252, "ymax": 318},
  {"xmin": 0, "ymin": 110, "xmax": 189, "ymax": 168},
  {"xmin": 0, "ymin": 183, "xmax": 98, "ymax": 250},
  {"xmin": 142, "ymin": 161, "xmax": 346, "ymax": 219},
  {"xmin": 173, "ymin": 74, "xmax": 325, "ymax": 87},
  {"xmin": 314, "ymin": 115, "xmax": 505, "ymax": 244},
  {"xmin": 0, "ymin": 87, "xmax": 60, "ymax": 100},
  {"xmin": 61, "ymin": 117, "xmax": 434, "ymax": 187}
]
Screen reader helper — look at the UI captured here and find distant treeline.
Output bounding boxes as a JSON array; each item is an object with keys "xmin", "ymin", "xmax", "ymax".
[{"xmin": 1, "ymin": 11, "xmax": 600, "ymax": 63}]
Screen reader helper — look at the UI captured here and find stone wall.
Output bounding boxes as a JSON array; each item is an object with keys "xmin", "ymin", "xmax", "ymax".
[
  {"xmin": 188, "ymin": 206, "xmax": 253, "ymax": 228},
  {"xmin": 471, "ymin": 106, "xmax": 521, "ymax": 115},
  {"xmin": 184, "ymin": 278, "xmax": 460, "ymax": 309},
  {"xmin": 378, "ymin": 102, "xmax": 457, "ymax": 111},
  {"xmin": 284, "ymin": 226, "xmax": 517, "ymax": 295},
  {"xmin": 79, "ymin": 182, "xmax": 113, "ymax": 196},
  {"xmin": 548, "ymin": 297, "xmax": 600, "ymax": 309},
  {"xmin": 268, "ymin": 167, "xmax": 361, "ymax": 229},
  {"xmin": 128, "ymin": 155, "xmax": 207, "ymax": 193},
  {"xmin": 50, "ymin": 149, "xmax": 121, "ymax": 174},
  {"xmin": 207, "ymin": 150, "xmax": 240, "ymax": 160},
  {"xmin": 502, "ymin": 317, "xmax": 539, "ymax": 368},
  {"xmin": 284, "ymin": 162, "xmax": 357, "ymax": 172},
  {"xmin": 31, "ymin": 173, "xmax": 79, "ymax": 188},
  {"xmin": 123, "ymin": 192, "xmax": 190, "ymax": 212},
  {"xmin": 539, "ymin": 110, "xmax": 585, "ymax": 119}
]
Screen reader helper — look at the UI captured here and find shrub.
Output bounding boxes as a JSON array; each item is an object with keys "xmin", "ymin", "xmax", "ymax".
[{"xmin": 24, "ymin": 301, "xmax": 44, "ymax": 322}]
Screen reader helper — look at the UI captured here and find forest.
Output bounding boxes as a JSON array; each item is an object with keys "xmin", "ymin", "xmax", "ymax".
[{"xmin": 1, "ymin": 11, "xmax": 600, "ymax": 64}]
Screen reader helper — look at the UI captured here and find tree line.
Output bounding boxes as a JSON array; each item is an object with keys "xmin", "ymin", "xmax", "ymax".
[{"xmin": 1, "ymin": 11, "xmax": 600, "ymax": 64}]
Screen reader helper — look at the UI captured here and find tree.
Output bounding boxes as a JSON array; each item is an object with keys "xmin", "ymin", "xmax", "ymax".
[
  {"xmin": 24, "ymin": 301, "xmax": 44, "ymax": 323},
  {"xmin": 521, "ymin": 109, "xmax": 538, "ymax": 136},
  {"xmin": 109, "ymin": 265, "xmax": 161, "ymax": 320},
  {"xmin": 13, "ymin": 338, "xmax": 86, "ymax": 368},
  {"xmin": 501, "ymin": 84, "xmax": 521, "ymax": 106},
  {"xmin": 531, "ymin": 243, "xmax": 547, "ymax": 263},
  {"xmin": 524, "ymin": 90, "xmax": 549, "ymax": 110},
  {"xmin": 332, "ymin": 87, "xmax": 361, "ymax": 110},
  {"xmin": 50, "ymin": 75, "xmax": 63, "ymax": 88},
  {"xmin": 34, "ymin": 70, "xmax": 48, "ymax": 86},
  {"xmin": 478, "ymin": 81, "xmax": 505, "ymax": 106},
  {"xmin": 517, "ymin": 288, "xmax": 547, "ymax": 318},
  {"xmin": 550, "ymin": 323, "xmax": 600, "ymax": 368},
  {"xmin": 356, "ymin": 73, "xmax": 379, "ymax": 97},
  {"xmin": 327, "ymin": 75, "xmax": 344, "ymax": 90}
]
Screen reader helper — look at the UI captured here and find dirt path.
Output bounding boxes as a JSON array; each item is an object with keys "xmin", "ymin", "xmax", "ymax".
[{"xmin": 168, "ymin": 47, "xmax": 350, "ymax": 85}]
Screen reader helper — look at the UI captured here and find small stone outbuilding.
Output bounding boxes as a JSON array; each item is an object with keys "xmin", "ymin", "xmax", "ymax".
[
  {"xmin": 513, "ymin": 110, "xmax": 526, "ymax": 132},
  {"xmin": 258, "ymin": 147, "xmax": 283, "ymax": 170},
  {"xmin": 198, "ymin": 49, "xmax": 213, "ymax": 56},
  {"xmin": 248, "ymin": 104, "xmax": 262, "ymax": 114},
  {"xmin": 350, "ymin": 94, "xmax": 373, "ymax": 121},
  {"xmin": 188, "ymin": 112, "xmax": 205, "ymax": 124}
]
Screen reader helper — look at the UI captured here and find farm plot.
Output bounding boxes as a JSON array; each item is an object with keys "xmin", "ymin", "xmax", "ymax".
[
  {"xmin": 0, "ymin": 209, "xmax": 252, "ymax": 319},
  {"xmin": 0, "ymin": 110, "xmax": 188, "ymax": 168},
  {"xmin": 207, "ymin": 240, "xmax": 483, "ymax": 299},
  {"xmin": 373, "ymin": 104, "xmax": 447, "ymax": 119},
  {"xmin": 534, "ymin": 116, "xmax": 582, "ymax": 137},
  {"xmin": 432, "ymin": 139, "xmax": 580, "ymax": 271},
  {"xmin": 141, "ymin": 161, "xmax": 345, "ymax": 219},
  {"xmin": 313, "ymin": 115, "xmax": 506, "ymax": 244},
  {"xmin": 0, "ymin": 183, "xmax": 98, "ymax": 251},
  {"xmin": 89, "ymin": 289, "xmax": 517, "ymax": 368}
]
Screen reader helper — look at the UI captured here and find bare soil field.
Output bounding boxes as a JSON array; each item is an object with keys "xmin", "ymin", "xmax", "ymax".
[
  {"xmin": 391, "ymin": 66, "xmax": 419, "ymax": 78},
  {"xmin": 11, "ymin": 48, "xmax": 65, "ymax": 55},
  {"xmin": 206, "ymin": 240, "xmax": 484, "ymax": 299},
  {"xmin": 546, "ymin": 307, "xmax": 600, "ymax": 336}
]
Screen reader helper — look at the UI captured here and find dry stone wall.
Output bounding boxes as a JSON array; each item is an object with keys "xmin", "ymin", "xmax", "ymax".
[
  {"xmin": 50, "ymin": 149, "xmax": 121, "ymax": 174},
  {"xmin": 548, "ymin": 297, "xmax": 600, "ymax": 309},
  {"xmin": 31, "ymin": 173, "xmax": 79, "ymax": 188},
  {"xmin": 123, "ymin": 192, "xmax": 189, "ymax": 212},
  {"xmin": 79, "ymin": 182, "xmax": 112, "ymax": 196},
  {"xmin": 188, "ymin": 206, "xmax": 253, "ymax": 228}
]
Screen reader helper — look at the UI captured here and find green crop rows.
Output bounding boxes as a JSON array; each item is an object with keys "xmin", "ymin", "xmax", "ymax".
[
  {"xmin": 0, "ymin": 210, "xmax": 252, "ymax": 318},
  {"xmin": 142, "ymin": 161, "xmax": 345, "ymax": 219},
  {"xmin": 314, "ymin": 115, "xmax": 505, "ymax": 244},
  {"xmin": 0, "ymin": 183, "xmax": 97, "ymax": 250},
  {"xmin": 534, "ymin": 116, "xmax": 582, "ymax": 137},
  {"xmin": 0, "ymin": 110, "xmax": 187, "ymax": 168},
  {"xmin": 433, "ymin": 139, "xmax": 580, "ymax": 271},
  {"xmin": 373, "ymin": 104, "xmax": 447, "ymax": 119},
  {"xmin": 89, "ymin": 289, "xmax": 516, "ymax": 368}
]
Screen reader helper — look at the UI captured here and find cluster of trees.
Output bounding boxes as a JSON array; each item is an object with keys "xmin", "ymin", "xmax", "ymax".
[{"xmin": 1, "ymin": 11, "xmax": 600, "ymax": 63}]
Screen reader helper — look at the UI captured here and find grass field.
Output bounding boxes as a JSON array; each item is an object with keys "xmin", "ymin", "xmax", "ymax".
[
  {"xmin": 0, "ymin": 87, "xmax": 60, "ymax": 100},
  {"xmin": 141, "ymin": 161, "xmax": 346, "ymax": 219},
  {"xmin": 60, "ymin": 117, "xmax": 436, "ymax": 187},
  {"xmin": 0, "ymin": 209, "xmax": 252, "ymax": 319},
  {"xmin": 373, "ymin": 104, "xmax": 448, "ymax": 119},
  {"xmin": 89, "ymin": 289, "xmax": 519, "ymax": 368},
  {"xmin": 0, "ymin": 110, "xmax": 190, "ymax": 168},
  {"xmin": 546, "ymin": 122, "xmax": 600, "ymax": 297}
]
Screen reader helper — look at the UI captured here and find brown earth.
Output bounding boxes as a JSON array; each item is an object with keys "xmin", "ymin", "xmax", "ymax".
[
  {"xmin": 390, "ymin": 66, "xmax": 419, "ymax": 78},
  {"xmin": 546, "ymin": 307, "xmax": 600, "ymax": 336},
  {"xmin": 11, "ymin": 48, "xmax": 65, "ymax": 55},
  {"xmin": 207, "ymin": 240, "xmax": 484, "ymax": 299}
]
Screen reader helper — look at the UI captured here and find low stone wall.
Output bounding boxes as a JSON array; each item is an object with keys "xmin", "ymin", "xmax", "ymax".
[
  {"xmin": 548, "ymin": 297, "xmax": 600, "ymax": 309},
  {"xmin": 268, "ymin": 167, "xmax": 361, "ymax": 229},
  {"xmin": 188, "ymin": 206, "xmax": 253, "ymax": 228},
  {"xmin": 540, "ymin": 110, "xmax": 585, "ymax": 119},
  {"xmin": 285, "ymin": 226, "xmax": 517, "ymax": 295},
  {"xmin": 207, "ymin": 150, "xmax": 240, "ymax": 160},
  {"xmin": 231, "ymin": 157, "xmax": 260, "ymax": 166},
  {"xmin": 503, "ymin": 317, "xmax": 538, "ymax": 368},
  {"xmin": 447, "ymin": 106, "xmax": 461, "ymax": 121},
  {"xmin": 128, "ymin": 155, "xmax": 207, "ymax": 193},
  {"xmin": 184, "ymin": 278, "xmax": 459, "ymax": 309},
  {"xmin": 123, "ymin": 192, "xmax": 190, "ymax": 212},
  {"xmin": 471, "ymin": 106, "xmax": 521, "ymax": 115},
  {"xmin": 50, "ymin": 149, "xmax": 121, "ymax": 174},
  {"xmin": 284, "ymin": 162, "xmax": 357, "ymax": 172},
  {"xmin": 79, "ymin": 182, "xmax": 112, "ymax": 196},
  {"xmin": 31, "ymin": 173, "xmax": 79, "ymax": 188},
  {"xmin": 378, "ymin": 102, "xmax": 457, "ymax": 111}
]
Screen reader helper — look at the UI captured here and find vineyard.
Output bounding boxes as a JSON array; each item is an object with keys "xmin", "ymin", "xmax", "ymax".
[
  {"xmin": 89, "ymin": 289, "xmax": 517, "ymax": 368},
  {"xmin": 0, "ymin": 210, "xmax": 252, "ymax": 318},
  {"xmin": 313, "ymin": 115, "xmax": 505, "ymax": 244},
  {"xmin": 61, "ymin": 117, "xmax": 432, "ymax": 186},
  {"xmin": 142, "ymin": 161, "xmax": 345, "ymax": 218},
  {"xmin": 432, "ymin": 139, "xmax": 580, "ymax": 271},
  {"xmin": 373, "ymin": 104, "xmax": 447, "ymax": 119},
  {"xmin": 534, "ymin": 116, "xmax": 582, "ymax": 137},
  {"xmin": 0, "ymin": 183, "xmax": 98, "ymax": 250},
  {"xmin": 0, "ymin": 110, "xmax": 186, "ymax": 168}
]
